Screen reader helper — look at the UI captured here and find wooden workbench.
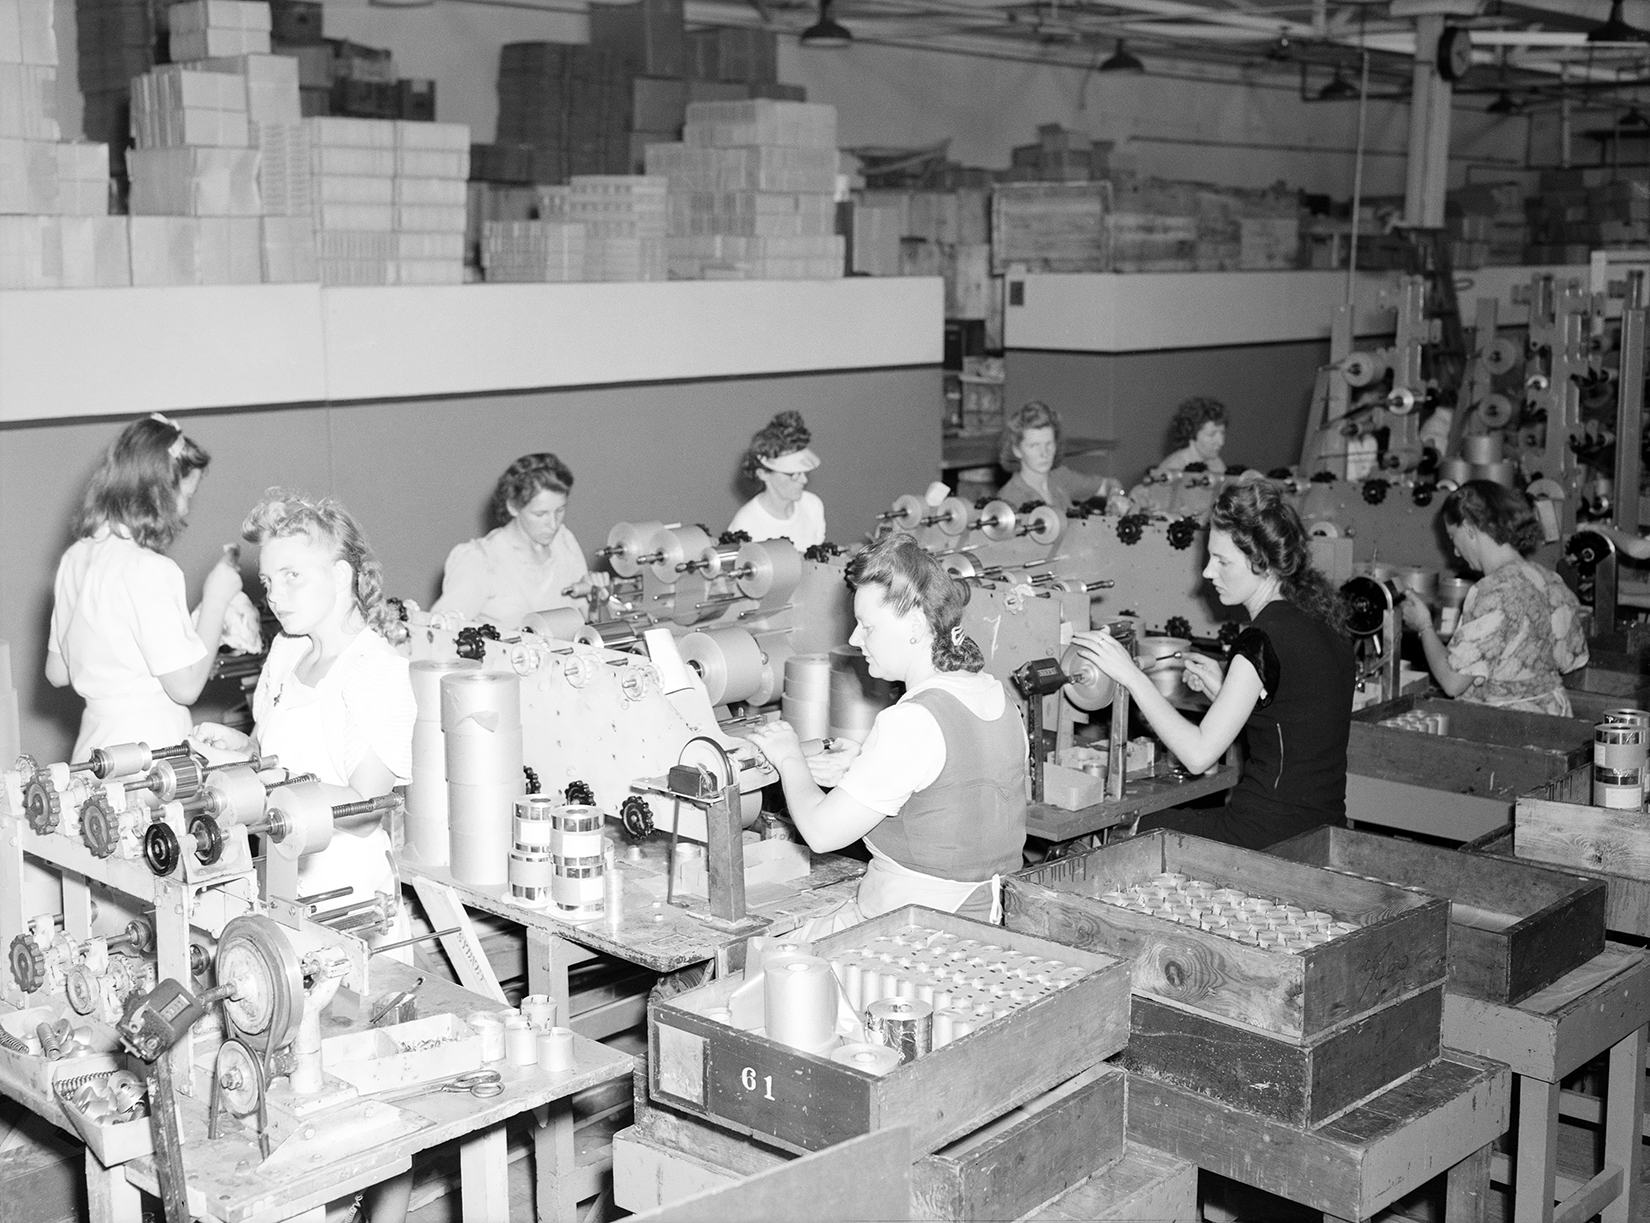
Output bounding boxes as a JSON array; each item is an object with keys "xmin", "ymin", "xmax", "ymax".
[
  {"xmin": 1025, "ymin": 763, "xmax": 1240, "ymax": 844},
  {"xmin": 1441, "ymin": 943, "xmax": 1648, "ymax": 1223}
]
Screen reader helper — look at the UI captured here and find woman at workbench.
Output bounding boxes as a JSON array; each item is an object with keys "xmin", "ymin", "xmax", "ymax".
[
  {"xmin": 1069, "ymin": 479, "xmax": 1355, "ymax": 850},
  {"xmin": 997, "ymin": 400, "xmax": 1122, "ymax": 515},
  {"xmin": 47, "ymin": 413, "xmax": 245, "ymax": 760},
  {"xmin": 728, "ymin": 410, "xmax": 827, "ymax": 548},
  {"xmin": 1401, "ymin": 480, "xmax": 1587, "ymax": 716},
  {"xmin": 747, "ymin": 534, "xmax": 1026, "ymax": 925},
  {"xmin": 1150, "ymin": 396, "xmax": 1230, "ymax": 478},
  {"xmin": 431, "ymin": 452, "xmax": 604, "ymax": 628}
]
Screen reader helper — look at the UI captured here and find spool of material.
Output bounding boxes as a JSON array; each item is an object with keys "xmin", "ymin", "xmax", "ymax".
[
  {"xmin": 443, "ymin": 672, "xmax": 523, "ymax": 889},
  {"xmin": 751, "ymin": 639, "xmax": 791, "ymax": 707},
  {"xmin": 749, "ymin": 936, "xmax": 813, "ymax": 975},
  {"xmin": 828, "ymin": 646, "xmax": 899, "ymax": 744},
  {"xmin": 1396, "ymin": 567, "xmax": 1437, "ymax": 604},
  {"xmin": 765, "ymin": 955, "xmax": 840, "ymax": 1054},
  {"xmin": 642, "ymin": 628, "xmax": 697, "ymax": 695},
  {"xmin": 604, "ymin": 521, "xmax": 665, "ymax": 578},
  {"xmin": 266, "ymin": 781, "xmax": 352, "ymax": 860},
  {"xmin": 864, "ymin": 998, "xmax": 933, "ymax": 1064},
  {"xmin": 521, "ymin": 995, "xmax": 556, "ymax": 1030},
  {"xmin": 576, "ymin": 621, "xmax": 641, "ymax": 652},
  {"xmin": 411, "ymin": 659, "xmax": 479, "ymax": 717},
  {"xmin": 1475, "ymin": 461, "xmax": 1516, "ymax": 487},
  {"xmin": 552, "ymin": 805, "xmax": 605, "ymax": 916},
  {"xmin": 205, "ymin": 765, "xmax": 268, "ymax": 827},
  {"xmin": 505, "ymin": 1017, "xmax": 538, "ymax": 1066},
  {"xmin": 1595, "ymin": 722, "xmax": 1648, "ymax": 773},
  {"xmin": 783, "ymin": 654, "xmax": 832, "ymax": 740},
  {"xmin": 523, "ymin": 609, "xmax": 584, "ymax": 641},
  {"xmin": 734, "ymin": 540, "xmax": 803, "ymax": 602},
  {"xmin": 1462, "ymin": 434, "xmax": 1504, "ymax": 465},
  {"xmin": 831, "ymin": 1043, "xmax": 901, "ymax": 1076},
  {"xmin": 514, "ymin": 796, "xmax": 557, "ymax": 851},
  {"xmin": 680, "ymin": 628, "xmax": 767, "ymax": 705},
  {"xmin": 645, "ymin": 524, "xmax": 714, "ymax": 585},
  {"xmin": 538, "ymin": 1027, "xmax": 576, "ymax": 1072},
  {"xmin": 509, "ymin": 849, "xmax": 553, "ymax": 903},
  {"xmin": 471, "ymin": 1015, "xmax": 505, "ymax": 1062},
  {"xmin": 1605, "ymin": 709, "xmax": 1650, "ymax": 798},
  {"xmin": 1593, "ymin": 765, "xmax": 1643, "ymax": 810}
]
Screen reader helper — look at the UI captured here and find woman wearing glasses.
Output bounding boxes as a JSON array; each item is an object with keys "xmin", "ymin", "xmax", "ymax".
[{"xmin": 728, "ymin": 410, "xmax": 827, "ymax": 548}]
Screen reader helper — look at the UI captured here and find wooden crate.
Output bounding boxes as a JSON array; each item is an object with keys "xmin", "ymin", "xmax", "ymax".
[
  {"xmin": 1268, "ymin": 826, "xmax": 1606, "ymax": 1004},
  {"xmin": 1025, "ymin": 1141, "xmax": 1197, "ymax": 1222},
  {"xmin": 990, "ymin": 182, "xmax": 1110, "ymax": 274},
  {"xmin": 1563, "ymin": 664, "xmax": 1650, "ymax": 723},
  {"xmin": 1004, "ymin": 831, "xmax": 1449, "ymax": 1042},
  {"xmin": 1349, "ymin": 694, "xmax": 1592, "ymax": 801},
  {"xmin": 1121, "ymin": 985, "xmax": 1442, "ymax": 1129},
  {"xmin": 647, "ymin": 906, "xmax": 1129, "ymax": 1155},
  {"xmin": 1515, "ymin": 763, "xmax": 1650, "ymax": 936}
]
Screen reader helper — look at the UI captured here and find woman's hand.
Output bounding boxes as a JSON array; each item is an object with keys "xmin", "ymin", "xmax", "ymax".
[
  {"xmin": 1180, "ymin": 654, "xmax": 1224, "ymax": 699},
  {"xmin": 202, "ymin": 545, "xmax": 244, "ymax": 608},
  {"xmin": 802, "ymin": 737, "xmax": 860, "ymax": 788},
  {"xmin": 563, "ymin": 573, "xmax": 613, "ymax": 599},
  {"xmin": 1070, "ymin": 630, "xmax": 1146, "ymax": 689},
  {"xmin": 1399, "ymin": 591, "xmax": 1433, "ymax": 633},
  {"xmin": 190, "ymin": 722, "xmax": 252, "ymax": 763},
  {"xmin": 745, "ymin": 719, "xmax": 806, "ymax": 771}
]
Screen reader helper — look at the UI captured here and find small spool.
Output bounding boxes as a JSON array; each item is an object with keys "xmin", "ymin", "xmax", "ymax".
[
  {"xmin": 644, "ymin": 524, "xmax": 714, "ymax": 585},
  {"xmin": 831, "ymin": 1043, "xmax": 901, "ymax": 1076},
  {"xmin": 471, "ymin": 1014, "xmax": 505, "ymax": 1062},
  {"xmin": 505, "ymin": 1017, "xmax": 538, "ymax": 1066},
  {"xmin": 205, "ymin": 765, "xmax": 269, "ymax": 826},
  {"xmin": 782, "ymin": 653, "xmax": 832, "ymax": 741},
  {"xmin": 514, "ymin": 795, "xmax": 557, "ymax": 851},
  {"xmin": 1606, "ymin": 709, "xmax": 1650, "ymax": 798},
  {"xmin": 537, "ymin": 1027, "xmax": 576, "ymax": 1072},
  {"xmin": 1594, "ymin": 765, "xmax": 1644, "ymax": 810},
  {"xmin": 523, "ymin": 608, "xmax": 584, "ymax": 641},
  {"xmin": 864, "ymin": 998, "xmax": 933, "ymax": 1064},
  {"xmin": 508, "ymin": 850, "xmax": 554, "ymax": 904},
  {"xmin": 680, "ymin": 628, "xmax": 767, "ymax": 705},
  {"xmin": 603, "ymin": 521, "xmax": 665, "ymax": 578},
  {"xmin": 520, "ymin": 994, "xmax": 557, "ymax": 1030},
  {"xmin": 765, "ymin": 956, "xmax": 839, "ymax": 1054},
  {"xmin": 1595, "ymin": 723, "xmax": 1648, "ymax": 774}
]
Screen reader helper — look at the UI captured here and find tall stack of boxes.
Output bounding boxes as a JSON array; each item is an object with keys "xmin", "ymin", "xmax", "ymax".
[
  {"xmin": 168, "ymin": 0, "xmax": 270, "ymax": 60},
  {"xmin": 1, "ymin": 0, "xmax": 125, "ymax": 288},
  {"xmin": 1524, "ymin": 169, "xmax": 1643, "ymax": 264},
  {"xmin": 647, "ymin": 99, "xmax": 842, "ymax": 280},
  {"xmin": 567, "ymin": 174, "xmax": 665, "ymax": 281},
  {"xmin": 480, "ymin": 215, "xmax": 585, "ymax": 282}
]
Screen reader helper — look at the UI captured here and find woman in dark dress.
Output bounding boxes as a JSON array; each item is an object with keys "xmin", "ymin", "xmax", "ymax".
[{"xmin": 1069, "ymin": 478, "xmax": 1354, "ymax": 850}]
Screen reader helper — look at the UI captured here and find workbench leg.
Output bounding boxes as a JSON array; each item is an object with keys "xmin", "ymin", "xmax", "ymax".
[
  {"xmin": 1445, "ymin": 1143, "xmax": 1493, "ymax": 1223},
  {"xmin": 1601, "ymin": 1024, "xmax": 1646, "ymax": 1223},
  {"xmin": 84, "ymin": 1152, "xmax": 142, "ymax": 1223},
  {"xmin": 534, "ymin": 1098, "xmax": 579, "ymax": 1223},
  {"xmin": 1514, "ymin": 1076, "xmax": 1560, "ymax": 1223},
  {"xmin": 527, "ymin": 927, "xmax": 572, "ymax": 1026},
  {"xmin": 459, "ymin": 1123, "xmax": 511, "ymax": 1223}
]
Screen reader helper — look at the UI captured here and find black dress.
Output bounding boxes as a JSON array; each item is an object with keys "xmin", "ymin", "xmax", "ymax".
[{"xmin": 1138, "ymin": 599, "xmax": 1355, "ymax": 850}]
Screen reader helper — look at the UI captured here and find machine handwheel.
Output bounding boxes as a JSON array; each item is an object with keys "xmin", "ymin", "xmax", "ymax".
[
  {"xmin": 8, "ymin": 934, "xmax": 46, "ymax": 995},
  {"xmin": 81, "ymin": 795, "xmax": 120, "ymax": 858},
  {"xmin": 189, "ymin": 815, "xmax": 225, "ymax": 866},
  {"xmin": 142, "ymin": 823, "xmax": 181, "ymax": 877}
]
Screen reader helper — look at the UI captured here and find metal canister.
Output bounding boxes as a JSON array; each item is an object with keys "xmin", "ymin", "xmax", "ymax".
[
  {"xmin": 1437, "ymin": 574, "xmax": 1473, "ymax": 639},
  {"xmin": 864, "ymin": 998, "xmax": 933, "ymax": 1064},
  {"xmin": 1593, "ymin": 765, "xmax": 1644, "ymax": 811},
  {"xmin": 1604, "ymin": 709, "xmax": 1650, "ymax": 801},
  {"xmin": 514, "ymin": 795, "xmax": 556, "ymax": 852},
  {"xmin": 551, "ymin": 804, "xmax": 605, "ymax": 916}
]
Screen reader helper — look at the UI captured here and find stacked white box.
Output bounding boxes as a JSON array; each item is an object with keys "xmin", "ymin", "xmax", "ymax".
[
  {"xmin": 0, "ymin": 135, "xmax": 56, "ymax": 211},
  {"xmin": 0, "ymin": 0, "xmax": 58, "ymax": 65},
  {"xmin": 260, "ymin": 215, "xmax": 316, "ymax": 283},
  {"xmin": 391, "ymin": 120, "xmax": 467, "ymax": 284},
  {"xmin": 197, "ymin": 54, "xmax": 300, "ymax": 123},
  {"xmin": 0, "ymin": 63, "xmax": 56, "ymax": 138},
  {"xmin": 57, "ymin": 143, "xmax": 110, "ymax": 214},
  {"xmin": 568, "ymin": 175, "xmax": 665, "ymax": 282},
  {"xmin": 307, "ymin": 115, "xmax": 396, "ymax": 284},
  {"xmin": 60, "ymin": 216, "xmax": 131, "ymax": 286},
  {"xmin": 127, "ymin": 145, "xmax": 259, "ymax": 215},
  {"xmin": 252, "ymin": 120, "xmax": 311, "ymax": 216},
  {"xmin": 481, "ymin": 220, "xmax": 585, "ymax": 282},
  {"xmin": 649, "ymin": 100, "xmax": 842, "ymax": 280},
  {"xmin": 167, "ymin": 0, "xmax": 271, "ymax": 63},
  {"xmin": 131, "ymin": 65, "xmax": 249, "ymax": 148},
  {"xmin": 0, "ymin": 214, "xmax": 60, "ymax": 287}
]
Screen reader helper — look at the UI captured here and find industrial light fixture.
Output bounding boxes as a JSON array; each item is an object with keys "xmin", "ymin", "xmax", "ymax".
[
  {"xmin": 1486, "ymin": 90, "xmax": 1524, "ymax": 114},
  {"xmin": 1318, "ymin": 69, "xmax": 1359, "ymax": 100},
  {"xmin": 1099, "ymin": 40, "xmax": 1144, "ymax": 73},
  {"xmin": 801, "ymin": 0, "xmax": 852, "ymax": 48},
  {"xmin": 1589, "ymin": 0, "xmax": 1648, "ymax": 43}
]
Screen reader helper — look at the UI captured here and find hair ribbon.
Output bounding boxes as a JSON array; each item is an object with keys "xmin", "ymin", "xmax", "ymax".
[
  {"xmin": 951, "ymin": 625, "xmax": 964, "ymax": 647},
  {"xmin": 149, "ymin": 412, "xmax": 187, "ymax": 459}
]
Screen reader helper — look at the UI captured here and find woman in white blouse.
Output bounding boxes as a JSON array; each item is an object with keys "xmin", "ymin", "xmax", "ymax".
[{"xmin": 728, "ymin": 411, "xmax": 827, "ymax": 549}]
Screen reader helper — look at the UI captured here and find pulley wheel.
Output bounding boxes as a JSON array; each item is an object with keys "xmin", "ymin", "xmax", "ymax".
[
  {"xmin": 216, "ymin": 915, "xmax": 303, "ymax": 1054},
  {"xmin": 1341, "ymin": 351, "xmax": 1383, "ymax": 388},
  {"xmin": 1386, "ymin": 387, "xmax": 1417, "ymax": 416},
  {"xmin": 214, "ymin": 1038, "xmax": 264, "ymax": 1119},
  {"xmin": 142, "ymin": 823, "xmax": 181, "ymax": 877},
  {"xmin": 1478, "ymin": 394, "xmax": 1514, "ymax": 428},
  {"xmin": 1339, "ymin": 576, "xmax": 1397, "ymax": 638}
]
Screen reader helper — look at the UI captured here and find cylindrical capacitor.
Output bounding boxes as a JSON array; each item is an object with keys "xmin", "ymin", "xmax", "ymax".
[
  {"xmin": 864, "ymin": 998, "xmax": 933, "ymax": 1064},
  {"xmin": 537, "ymin": 1026, "xmax": 576, "ymax": 1072}
]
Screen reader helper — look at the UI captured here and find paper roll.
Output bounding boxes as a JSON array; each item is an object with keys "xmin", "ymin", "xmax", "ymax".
[
  {"xmin": 505, "ymin": 1017, "xmax": 539, "ymax": 1066},
  {"xmin": 266, "ymin": 781, "xmax": 352, "ymax": 860},
  {"xmin": 734, "ymin": 540, "xmax": 804, "ymax": 603},
  {"xmin": 645, "ymin": 524, "xmax": 714, "ymax": 584},
  {"xmin": 680, "ymin": 628, "xmax": 766, "ymax": 705},
  {"xmin": 411, "ymin": 659, "xmax": 478, "ymax": 720},
  {"xmin": 832, "ymin": 1042, "xmax": 902, "ymax": 1077},
  {"xmin": 748, "ymin": 936, "xmax": 813, "ymax": 976},
  {"xmin": 406, "ymin": 720, "xmax": 450, "ymax": 866},
  {"xmin": 520, "ymin": 994, "xmax": 557, "ymax": 1030},
  {"xmin": 449, "ymin": 779, "xmax": 519, "ymax": 888},
  {"xmin": 764, "ymin": 955, "xmax": 840, "ymax": 1054},
  {"xmin": 471, "ymin": 1014, "xmax": 505, "ymax": 1062},
  {"xmin": 751, "ymin": 638, "xmax": 791, "ymax": 707},
  {"xmin": 604, "ymin": 520, "xmax": 665, "ymax": 578},
  {"xmin": 538, "ymin": 1026, "xmax": 576, "ymax": 1072},
  {"xmin": 509, "ymin": 849, "xmax": 553, "ymax": 903},
  {"xmin": 828, "ymin": 646, "xmax": 898, "ymax": 744},
  {"xmin": 441, "ymin": 670, "xmax": 523, "ymax": 731},
  {"xmin": 864, "ymin": 998, "xmax": 933, "ymax": 1063}
]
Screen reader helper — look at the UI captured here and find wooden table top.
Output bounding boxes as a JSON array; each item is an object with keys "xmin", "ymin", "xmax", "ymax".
[
  {"xmin": 1026, "ymin": 765, "xmax": 1240, "ymax": 843},
  {"xmin": 122, "ymin": 958, "xmax": 634, "ymax": 1223},
  {"xmin": 401, "ymin": 843, "xmax": 865, "ymax": 975}
]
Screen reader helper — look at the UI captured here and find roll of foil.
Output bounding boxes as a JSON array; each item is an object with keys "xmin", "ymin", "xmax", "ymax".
[
  {"xmin": 831, "ymin": 1042, "xmax": 902, "ymax": 1076},
  {"xmin": 864, "ymin": 997, "xmax": 933, "ymax": 1064}
]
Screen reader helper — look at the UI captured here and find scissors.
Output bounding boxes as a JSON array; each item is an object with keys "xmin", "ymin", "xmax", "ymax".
[{"xmin": 385, "ymin": 1070, "xmax": 503, "ymax": 1101}]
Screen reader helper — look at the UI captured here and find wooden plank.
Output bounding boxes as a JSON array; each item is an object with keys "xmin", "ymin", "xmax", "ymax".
[
  {"xmin": 1553, "ymin": 1167, "xmax": 1623, "ymax": 1223},
  {"xmin": 1446, "ymin": 1144, "xmax": 1493, "ymax": 1223},
  {"xmin": 623, "ymin": 1128, "xmax": 911, "ymax": 1223},
  {"xmin": 1517, "ymin": 788, "xmax": 1650, "ymax": 895},
  {"xmin": 1025, "ymin": 1141, "xmax": 1198, "ymax": 1222},
  {"xmin": 1121, "ymin": 985, "xmax": 1443, "ymax": 1128},
  {"xmin": 459, "ymin": 1127, "xmax": 510, "ymax": 1223},
  {"xmin": 1599, "ymin": 1023, "xmax": 1645, "ymax": 1223},
  {"xmin": 1268, "ymin": 826, "xmax": 1608, "ymax": 1004},
  {"xmin": 1125, "ymin": 1053, "xmax": 1510, "ymax": 1222},
  {"xmin": 410, "ymin": 878, "xmax": 508, "ymax": 1004},
  {"xmin": 1514, "ymin": 1077, "xmax": 1560, "ymax": 1223},
  {"xmin": 909, "ymin": 1064, "xmax": 1125, "ymax": 1222},
  {"xmin": 612, "ymin": 1129, "xmax": 740, "ymax": 1214},
  {"xmin": 1345, "ymin": 773, "xmax": 1514, "ymax": 842}
]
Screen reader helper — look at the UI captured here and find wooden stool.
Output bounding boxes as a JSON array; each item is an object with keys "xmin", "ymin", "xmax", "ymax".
[
  {"xmin": 1126, "ymin": 1051, "xmax": 1510, "ymax": 1223},
  {"xmin": 1441, "ymin": 942, "xmax": 1649, "ymax": 1223}
]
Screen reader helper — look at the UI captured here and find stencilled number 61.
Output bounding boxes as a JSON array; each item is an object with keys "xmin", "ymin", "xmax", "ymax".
[{"xmin": 740, "ymin": 1067, "xmax": 776, "ymax": 1100}]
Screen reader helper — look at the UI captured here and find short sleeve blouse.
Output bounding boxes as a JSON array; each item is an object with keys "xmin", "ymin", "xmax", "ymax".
[{"xmin": 1447, "ymin": 561, "xmax": 1588, "ymax": 715}]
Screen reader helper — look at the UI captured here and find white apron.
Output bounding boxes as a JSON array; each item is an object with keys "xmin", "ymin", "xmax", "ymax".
[
  {"xmin": 75, "ymin": 693, "xmax": 192, "ymax": 762},
  {"xmin": 803, "ymin": 846, "xmax": 1001, "ymax": 940}
]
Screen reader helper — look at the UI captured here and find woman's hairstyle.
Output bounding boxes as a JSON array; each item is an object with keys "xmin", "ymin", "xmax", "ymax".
[
  {"xmin": 846, "ymin": 533, "xmax": 984, "ymax": 672},
  {"xmin": 1167, "ymin": 397, "xmax": 1228, "ymax": 451},
  {"xmin": 1211, "ymin": 479, "xmax": 1348, "ymax": 636},
  {"xmin": 73, "ymin": 414, "xmax": 211, "ymax": 552},
  {"xmin": 998, "ymin": 400, "xmax": 1063, "ymax": 471},
  {"xmin": 740, "ymin": 411, "xmax": 811, "ymax": 483},
  {"xmin": 242, "ymin": 489, "xmax": 394, "ymax": 634},
  {"xmin": 1440, "ymin": 480, "xmax": 1543, "ymax": 555},
  {"xmin": 491, "ymin": 453, "xmax": 574, "ymax": 528}
]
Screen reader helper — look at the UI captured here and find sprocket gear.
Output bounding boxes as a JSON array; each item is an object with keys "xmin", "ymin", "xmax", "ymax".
[
  {"xmin": 1115, "ymin": 514, "xmax": 1146, "ymax": 546},
  {"xmin": 80, "ymin": 794, "xmax": 120, "ymax": 858},
  {"xmin": 22, "ymin": 777, "xmax": 62, "ymax": 835},
  {"xmin": 1166, "ymin": 517, "xmax": 1198, "ymax": 551},
  {"xmin": 9, "ymin": 933, "xmax": 46, "ymax": 994},
  {"xmin": 619, "ymin": 794, "xmax": 655, "ymax": 839},
  {"xmin": 564, "ymin": 780, "xmax": 595, "ymax": 807}
]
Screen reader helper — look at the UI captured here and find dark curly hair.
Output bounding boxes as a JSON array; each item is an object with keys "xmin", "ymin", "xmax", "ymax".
[
  {"xmin": 740, "ymin": 411, "xmax": 811, "ymax": 484},
  {"xmin": 847, "ymin": 533, "xmax": 984, "ymax": 672},
  {"xmin": 491, "ymin": 454, "xmax": 574, "ymax": 529},
  {"xmin": 1167, "ymin": 397, "xmax": 1228, "ymax": 451},
  {"xmin": 73, "ymin": 414, "xmax": 211, "ymax": 553},
  {"xmin": 999, "ymin": 400, "xmax": 1062, "ymax": 471},
  {"xmin": 1441, "ymin": 480, "xmax": 1542, "ymax": 556},
  {"xmin": 243, "ymin": 489, "xmax": 396, "ymax": 635},
  {"xmin": 1211, "ymin": 479, "xmax": 1348, "ymax": 637}
]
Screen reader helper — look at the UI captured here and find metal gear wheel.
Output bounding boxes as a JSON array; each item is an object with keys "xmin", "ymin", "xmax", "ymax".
[
  {"xmin": 80, "ymin": 795, "xmax": 120, "ymax": 858},
  {"xmin": 22, "ymin": 777, "xmax": 62, "ymax": 835},
  {"xmin": 619, "ymin": 794, "xmax": 655, "ymax": 839},
  {"xmin": 1114, "ymin": 515, "xmax": 1146, "ymax": 546},
  {"xmin": 564, "ymin": 780, "xmax": 595, "ymax": 807},
  {"xmin": 1166, "ymin": 517, "xmax": 1198, "ymax": 551},
  {"xmin": 9, "ymin": 933, "xmax": 46, "ymax": 994}
]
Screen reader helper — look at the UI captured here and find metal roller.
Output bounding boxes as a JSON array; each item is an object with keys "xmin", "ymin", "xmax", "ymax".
[
  {"xmin": 975, "ymin": 500, "xmax": 1017, "ymax": 542},
  {"xmin": 1477, "ymin": 394, "xmax": 1514, "ymax": 427},
  {"xmin": 932, "ymin": 497, "xmax": 971, "ymax": 537},
  {"xmin": 1341, "ymin": 351, "xmax": 1385, "ymax": 387},
  {"xmin": 598, "ymin": 521, "xmax": 665, "ymax": 578},
  {"xmin": 942, "ymin": 554, "xmax": 979, "ymax": 579},
  {"xmin": 1386, "ymin": 387, "xmax": 1417, "ymax": 415},
  {"xmin": 733, "ymin": 540, "xmax": 803, "ymax": 601},
  {"xmin": 523, "ymin": 608, "xmax": 584, "ymax": 641},
  {"xmin": 877, "ymin": 495, "xmax": 925, "ymax": 530},
  {"xmin": 576, "ymin": 621, "xmax": 642, "ymax": 652},
  {"xmin": 643, "ymin": 524, "xmax": 714, "ymax": 585},
  {"xmin": 1484, "ymin": 338, "xmax": 1520, "ymax": 375},
  {"xmin": 1022, "ymin": 504, "xmax": 1062, "ymax": 545},
  {"xmin": 679, "ymin": 628, "xmax": 767, "ymax": 705}
]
